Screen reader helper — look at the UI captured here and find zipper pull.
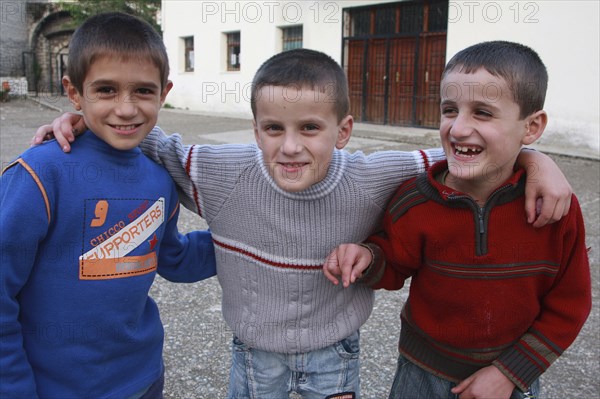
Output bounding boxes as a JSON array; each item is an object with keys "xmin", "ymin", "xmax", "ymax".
[{"xmin": 478, "ymin": 209, "xmax": 485, "ymax": 234}]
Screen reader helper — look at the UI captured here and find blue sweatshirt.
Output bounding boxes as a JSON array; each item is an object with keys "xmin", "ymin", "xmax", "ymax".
[{"xmin": 0, "ymin": 131, "xmax": 216, "ymax": 398}]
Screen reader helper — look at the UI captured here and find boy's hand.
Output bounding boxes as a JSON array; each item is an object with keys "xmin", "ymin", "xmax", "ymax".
[
  {"xmin": 451, "ymin": 365, "xmax": 515, "ymax": 399},
  {"xmin": 323, "ymin": 244, "xmax": 372, "ymax": 288},
  {"xmin": 31, "ymin": 112, "xmax": 85, "ymax": 152},
  {"xmin": 519, "ymin": 149, "xmax": 572, "ymax": 228}
]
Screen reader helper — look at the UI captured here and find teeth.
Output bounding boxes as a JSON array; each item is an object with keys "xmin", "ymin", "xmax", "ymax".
[
  {"xmin": 114, "ymin": 125, "xmax": 136, "ymax": 131},
  {"xmin": 455, "ymin": 145, "xmax": 482, "ymax": 156}
]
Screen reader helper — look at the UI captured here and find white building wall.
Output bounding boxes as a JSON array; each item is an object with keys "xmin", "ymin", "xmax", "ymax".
[
  {"xmin": 161, "ymin": 0, "xmax": 395, "ymax": 116},
  {"xmin": 161, "ymin": 0, "xmax": 599, "ymax": 156}
]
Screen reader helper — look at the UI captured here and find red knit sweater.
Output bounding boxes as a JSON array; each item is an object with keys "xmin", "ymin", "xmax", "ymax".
[{"xmin": 363, "ymin": 160, "xmax": 591, "ymax": 391}]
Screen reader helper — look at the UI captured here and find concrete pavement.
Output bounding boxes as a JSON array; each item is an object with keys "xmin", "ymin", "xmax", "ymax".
[{"xmin": 1, "ymin": 96, "xmax": 598, "ymax": 398}]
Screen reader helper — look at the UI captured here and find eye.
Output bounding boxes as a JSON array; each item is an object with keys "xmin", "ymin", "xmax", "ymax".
[
  {"xmin": 264, "ymin": 124, "xmax": 283, "ymax": 134},
  {"xmin": 303, "ymin": 123, "xmax": 319, "ymax": 132},
  {"xmin": 474, "ymin": 109, "xmax": 493, "ymax": 118},
  {"xmin": 96, "ymin": 86, "xmax": 116, "ymax": 95},
  {"xmin": 441, "ymin": 106, "xmax": 457, "ymax": 116},
  {"xmin": 136, "ymin": 87, "xmax": 155, "ymax": 95}
]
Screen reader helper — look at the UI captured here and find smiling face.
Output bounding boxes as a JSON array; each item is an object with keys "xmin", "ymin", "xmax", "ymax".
[
  {"xmin": 64, "ymin": 55, "xmax": 172, "ymax": 151},
  {"xmin": 439, "ymin": 68, "xmax": 546, "ymax": 201},
  {"xmin": 253, "ymin": 85, "xmax": 353, "ymax": 192}
]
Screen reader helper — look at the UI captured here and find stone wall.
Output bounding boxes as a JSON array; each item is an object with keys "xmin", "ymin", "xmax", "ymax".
[
  {"xmin": 0, "ymin": 1, "xmax": 33, "ymax": 76},
  {"xmin": 0, "ymin": 1, "xmax": 73, "ymax": 94}
]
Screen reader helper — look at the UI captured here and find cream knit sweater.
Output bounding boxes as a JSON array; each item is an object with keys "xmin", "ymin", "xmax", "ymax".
[{"xmin": 141, "ymin": 127, "xmax": 443, "ymax": 353}]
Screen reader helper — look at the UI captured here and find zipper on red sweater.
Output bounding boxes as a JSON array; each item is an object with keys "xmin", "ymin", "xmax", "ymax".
[{"xmin": 448, "ymin": 183, "xmax": 512, "ymax": 256}]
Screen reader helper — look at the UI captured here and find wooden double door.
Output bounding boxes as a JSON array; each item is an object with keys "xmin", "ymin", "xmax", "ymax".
[{"xmin": 346, "ymin": 32, "xmax": 446, "ymax": 128}]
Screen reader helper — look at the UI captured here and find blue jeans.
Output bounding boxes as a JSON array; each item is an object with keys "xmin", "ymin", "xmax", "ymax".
[
  {"xmin": 227, "ymin": 331, "xmax": 361, "ymax": 399},
  {"xmin": 389, "ymin": 354, "xmax": 540, "ymax": 399}
]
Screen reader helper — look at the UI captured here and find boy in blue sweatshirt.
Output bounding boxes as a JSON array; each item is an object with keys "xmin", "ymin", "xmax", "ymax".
[{"xmin": 0, "ymin": 12, "xmax": 216, "ymax": 399}]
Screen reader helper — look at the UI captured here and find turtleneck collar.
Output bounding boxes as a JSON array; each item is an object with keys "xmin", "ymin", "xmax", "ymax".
[{"xmin": 256, "ymin": 148, "xmax": 347, "ymax": 200}]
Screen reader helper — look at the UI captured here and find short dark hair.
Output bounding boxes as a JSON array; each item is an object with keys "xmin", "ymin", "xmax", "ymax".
[
  {"xmin": 251, "ymin": 49, "xmax": 350, "ymax": 121},
  {"xmin": 442, "ymin": 41, "xmax": 548, "ymax": 118},
  {"xmin": 67, "ymin": 12, "xmax": 169, "ymax": 94}
]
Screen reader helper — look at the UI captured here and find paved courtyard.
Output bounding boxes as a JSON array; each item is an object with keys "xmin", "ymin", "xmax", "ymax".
[{"xmin": 1, "ymin": 97, "xmax": 598, "ymax": 398}]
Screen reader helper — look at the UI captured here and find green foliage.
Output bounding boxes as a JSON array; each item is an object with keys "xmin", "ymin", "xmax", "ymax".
[{"xmin": 59, "ymin": 0, "xmax": 162, "ymax": 34}]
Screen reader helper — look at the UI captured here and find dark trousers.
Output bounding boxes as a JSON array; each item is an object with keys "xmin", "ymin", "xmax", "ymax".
[{"xmin": 139, "ymin": 372, "xmax": 164, "ymax": 399}]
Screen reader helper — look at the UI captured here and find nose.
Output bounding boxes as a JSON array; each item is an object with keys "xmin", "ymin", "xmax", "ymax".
[
  {"xmin": 280, "ymin": 131, "xmax": 302, "ymax": 155},
  {"xmin": 449, "ymin": 112, "xmax": 474, "ymax": 139},
  {"xmin": 114, "ymin": 94, "xmax": 137, "ymax": 118}
]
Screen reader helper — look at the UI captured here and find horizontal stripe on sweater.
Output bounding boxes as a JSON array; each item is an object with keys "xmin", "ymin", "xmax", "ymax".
[{"xmin": 425, "ymin": 258, "xmax": 560, "ymax": 279}]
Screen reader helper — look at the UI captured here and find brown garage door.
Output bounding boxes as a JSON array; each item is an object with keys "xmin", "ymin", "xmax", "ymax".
[{"xmin": 343, "ymin": 1, "xmax": 448, "ymax": 128}]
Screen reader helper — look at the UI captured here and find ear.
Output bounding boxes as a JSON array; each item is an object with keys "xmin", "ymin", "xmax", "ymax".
[
  {"xmin": 63, "ymin": 76, "xmax": 81, "ymax": 111},
  {"xmin": 253, "ymin": 119, "xmax": 262, "ymax": 149},
  {"xmin": 335, "ymin": 115, "xmax": 353, "ymax": 149},
  {"xmin": 160, "ymin": 80, "xmax": 174, "ymax": 105},
  {"xmin": 522, "ymin": 110, "xmax": 547, "ymax": 145}
]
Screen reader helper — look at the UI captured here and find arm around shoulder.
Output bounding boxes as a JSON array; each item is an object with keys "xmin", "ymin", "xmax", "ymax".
[
  {"xmin": 516, "ymin": 148, "xmax": 572, "ymax": 227},
  {"xmin": 355, "ymin": 148, "xmax": 445, "ymax": 203},
  {"xmin": 139, "ymin": 127, "xmax": 202, "ymax": 213}
]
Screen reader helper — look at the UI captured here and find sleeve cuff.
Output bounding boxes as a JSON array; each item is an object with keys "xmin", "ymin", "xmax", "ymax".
[
  {"xmin": 358, "ymin": 243, "xmax": 386, "ymax": 286},
  {"xmin": 492, "ymin": 340, "xmax": 552, "ymax": 392}
]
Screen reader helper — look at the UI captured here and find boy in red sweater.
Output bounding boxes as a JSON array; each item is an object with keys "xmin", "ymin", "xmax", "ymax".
[{"xmin": 323, "ymin": 41, "xmax": 591, "ymax": 399}]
